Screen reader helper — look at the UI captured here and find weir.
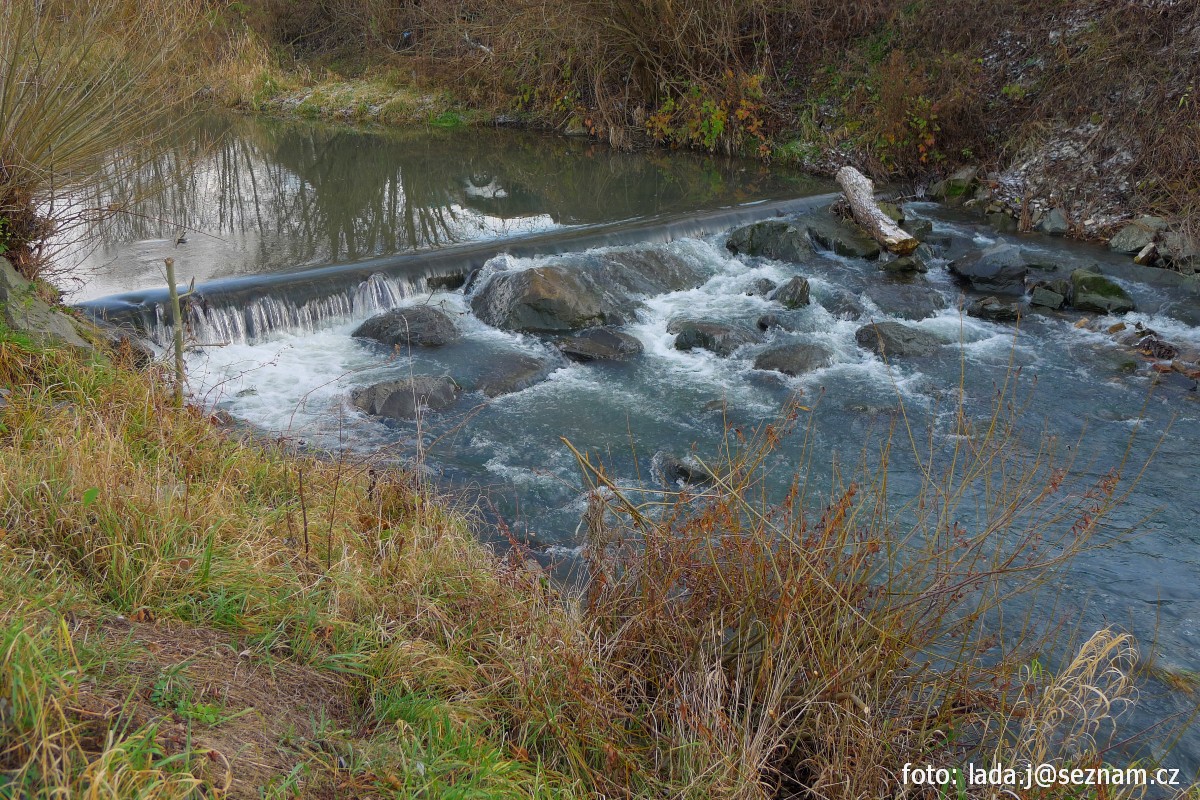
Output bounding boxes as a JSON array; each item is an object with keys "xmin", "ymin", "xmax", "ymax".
[{"xmin": 76, "ymin": 194, "xmax": 837, "ymax": 345}]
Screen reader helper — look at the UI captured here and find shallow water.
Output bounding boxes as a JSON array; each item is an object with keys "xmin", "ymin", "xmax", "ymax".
[{"xmin": 76, "ymin": 115, "xmax": 1200, "ymax": 779}]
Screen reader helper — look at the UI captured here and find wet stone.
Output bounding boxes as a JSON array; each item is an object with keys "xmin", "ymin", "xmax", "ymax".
[
  {"xmin": 770, "ymin": 276, "xmax": 811, "ymax": 309},
  {"xmin": 352, "ymin": 376, "xmax": 462, "ymax": 420},
  {"xmin": 556, "ymin": 328, "xmax": 643, "ymax": 362},
  {"xmin": 669, "ymin": 320, "xmax": 763, "ymax": 357},
  {"xmin": 855, "ymin": 321, "xmax": 944, "ymax": 357},
  {"xmin": 353, "ymin": 306, "xmax": 460, "ymax": 348}
]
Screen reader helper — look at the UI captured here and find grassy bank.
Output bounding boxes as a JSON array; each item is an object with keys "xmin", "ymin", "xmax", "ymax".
[{"xmin": 0, "ymin": 318, "xmax": 1181, "ymax": 797}]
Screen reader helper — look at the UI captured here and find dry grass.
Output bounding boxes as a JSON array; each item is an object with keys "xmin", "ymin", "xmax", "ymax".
[
  {"xmin": 222, "ymin": 0, "xmax": 1200, "ymax": 236},
  {"xmin": 1, "ymin": 319, "xmax": 1186, "ymax": 797},
  {"xmin": 561, "ymin": 382, "xmax": 1154, "ymax": 797},
  {"xmin": 2, "ymin": 2, "xmax": 1196, "ymax": 792}
]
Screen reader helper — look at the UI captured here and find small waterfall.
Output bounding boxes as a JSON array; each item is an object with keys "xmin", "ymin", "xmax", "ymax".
[
  {"xmin": 79, "ymin": 194, "xmax": 838, "ymax": 346},
  {"xmin": 135, "ymin": 272, "xmax": 425, "ymax": 346}
]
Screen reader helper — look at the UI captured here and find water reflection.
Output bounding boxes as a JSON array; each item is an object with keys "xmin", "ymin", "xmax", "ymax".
[{"xmin": 72, "ymin": 115, "xmax": 820, "ymax": 301}]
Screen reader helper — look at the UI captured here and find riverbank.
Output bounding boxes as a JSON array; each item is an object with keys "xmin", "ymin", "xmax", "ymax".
[
  {"xmin": 3, "ymin": 2, "xmax": 1197, "ymax": 794},
  {"xmin": 2, "ymin": 248, "xmax": 1175, "ymax": 795},
  {"xmin": 204, "ymin": 0, "xmax": 1199, "ymax": 271}
]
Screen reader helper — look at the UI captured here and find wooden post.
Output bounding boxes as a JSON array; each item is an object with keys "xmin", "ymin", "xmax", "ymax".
[
  {"xmin": 165, "ymin": 257, "xmax": 186, "ymax": 408},
  {"xmin": 835, "ymin": 166, "xmax": 920, "ymax": 256}
]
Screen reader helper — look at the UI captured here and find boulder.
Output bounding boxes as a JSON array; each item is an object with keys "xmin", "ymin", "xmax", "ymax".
[
  {"xmin": 855, "ymin": 321, "xmax": 943, "ymax": 357},
  {"xmin": 352, "ymin": 376, "xmax": 461, "ymax": 420},
  {"xmin": 948, "ymin": 244, "xmax": 1029, "ymax": 295},
  {"xmin": 929, "ymin": 166, "xmax": 978, "ymax": 203},
  {"xmin": 770, "ymin": 276, "xmax": 811, "ymax": 309},
  {"xmin": 470, "ymin": 247, "xmax": 706, "ymax": 332},
  {"xmin": 753, "ymin": 343, "xmax": 835, "ymax": 376},
  {"xmin": 726, "ymin": 220, "xmax": 812, "ymax": 263},
  {"xmin": 556, "ymin": 328, "xmax": 643, "ymax": 362},
  {"xmin": 669, "ymin": 320, "xmax": 763, "ymax": 357},
  {"xmin": 0, "ymin": 260, "xmax": 89, "ymax": 349},
  {"xmin": 1070, "ymin": 269, "xmax": 1135, "ymax": 314},
  {"xmin": 1035, "ymin": 208, "xmax": 1070, "ymax": 235},
  {"xmin": 802, "ymin": 214, "xmax": 882, "ymax": 259},
  {"xmin": 470, "ymin": 353, "xmax": 554, "ymax": 397},
  {"xmin": 756, "ymin": 313, "xmax": 795, "ymax": 332},
  {"xmin": 471, "ymin": 266, "xmax": 617, "ymax": 331},
  {"xmin": 966, "ymin": 296, "xmax": 1021, "ymax": 322},
  {"xmin": 352, "ymin": 306, "xmax": 460, "ymax": 348},
  {"xmin": 865, "ymin": 282, "xmax": 947, "ymax": 321},
  {"xmin": 820, "ymin": 291, "xmax": 866, "ymax": 320},
  {"xmin": 1108, "ymin": 216, "xmax": 1167, "ymax": 255},
  {"xmin": 1030, "ymin": 286, "xmax": 1066, "ymax": 310},
  {"xmin": 745, "ymin": 277, "xmax": 778, "ymax": 297}
]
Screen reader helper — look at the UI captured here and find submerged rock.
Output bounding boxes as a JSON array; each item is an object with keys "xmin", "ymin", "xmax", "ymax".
[
  {"xmin": 770, "ymin": 276, "xmax": 811, "ymax": 309},
  {"xmin": 352, "ymin": 306, "xmax": 460, "ymax": 348},
  {"xmin": 752, "ymin": 342, "xmax": 834, "ymax": 376},
  {"xmin": 855, "ymin": 321, "xmax": 943, "ymax": 357},
  {"xmin": 352, "ymin": 376, "xmax": 461, "ymax": 420},
  {"xmin": 556, "ymin": 328, "xmax": 643, "ymax": 362},
  {"xmin": 669, "ymin": 320, "xmax": 763, "ymax": 357},
  {"xmin": 819, "ymin": 290, "xmax": 866, "ymax": 320},
  {"xmin": 470, "ymin": 353, "xmax": 555, "ymax": 397},
  {"xmin": 865, "ymin": 281, "xmax": 947, "ymax": 321},
  {"xmin": 746, "ymin": 277, "xmax": 778, "ymax": 297},
  {"xmin": 948, "ymin": 244, "xmax": 1029, "ymax": 295},
  {"xmin": 966, "ymin": 296, "xmax": 1021, "ymax": 322},
  {"xmin": 1070, "ymin": 269, "xmax": 1135, "ymax": 314},
  {"xmin": 653, "ymin": 451, "xmax": 714, "ymax": 487},
  {"xmin": 902, "ymin": 218, "xmax": 934, "ymax": 239},
  {"xmin": 756, "ymin": 313, "xmax": 793, "ymax": 332},
  {"xmin": 879, "ymin": 255, "xmax": 927, "ymax": 274},
  {"xmin": 726, "ymin": 220, "xmax": 813, "ymax": 263}
]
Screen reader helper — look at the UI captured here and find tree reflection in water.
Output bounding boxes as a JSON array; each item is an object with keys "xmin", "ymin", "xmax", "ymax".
[{"xmin": 71, "ymin": 114, "xmax": 820, "ymax": 299}]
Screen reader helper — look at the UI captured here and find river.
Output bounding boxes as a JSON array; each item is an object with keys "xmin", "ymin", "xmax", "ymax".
[{"xmin": 73, "ymin": 114, "xmax": 1200, "ymax": 779}]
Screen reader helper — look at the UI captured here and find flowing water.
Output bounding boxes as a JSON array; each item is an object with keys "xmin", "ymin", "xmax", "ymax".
[{"xmin": 75, "ymin": 115, "xmax": 1200, "ymax": 778}]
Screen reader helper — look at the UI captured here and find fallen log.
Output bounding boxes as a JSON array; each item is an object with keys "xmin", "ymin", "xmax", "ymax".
[{"xmin": 835, "ymin": 166, "xmax": 919, "ymax": 256}]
